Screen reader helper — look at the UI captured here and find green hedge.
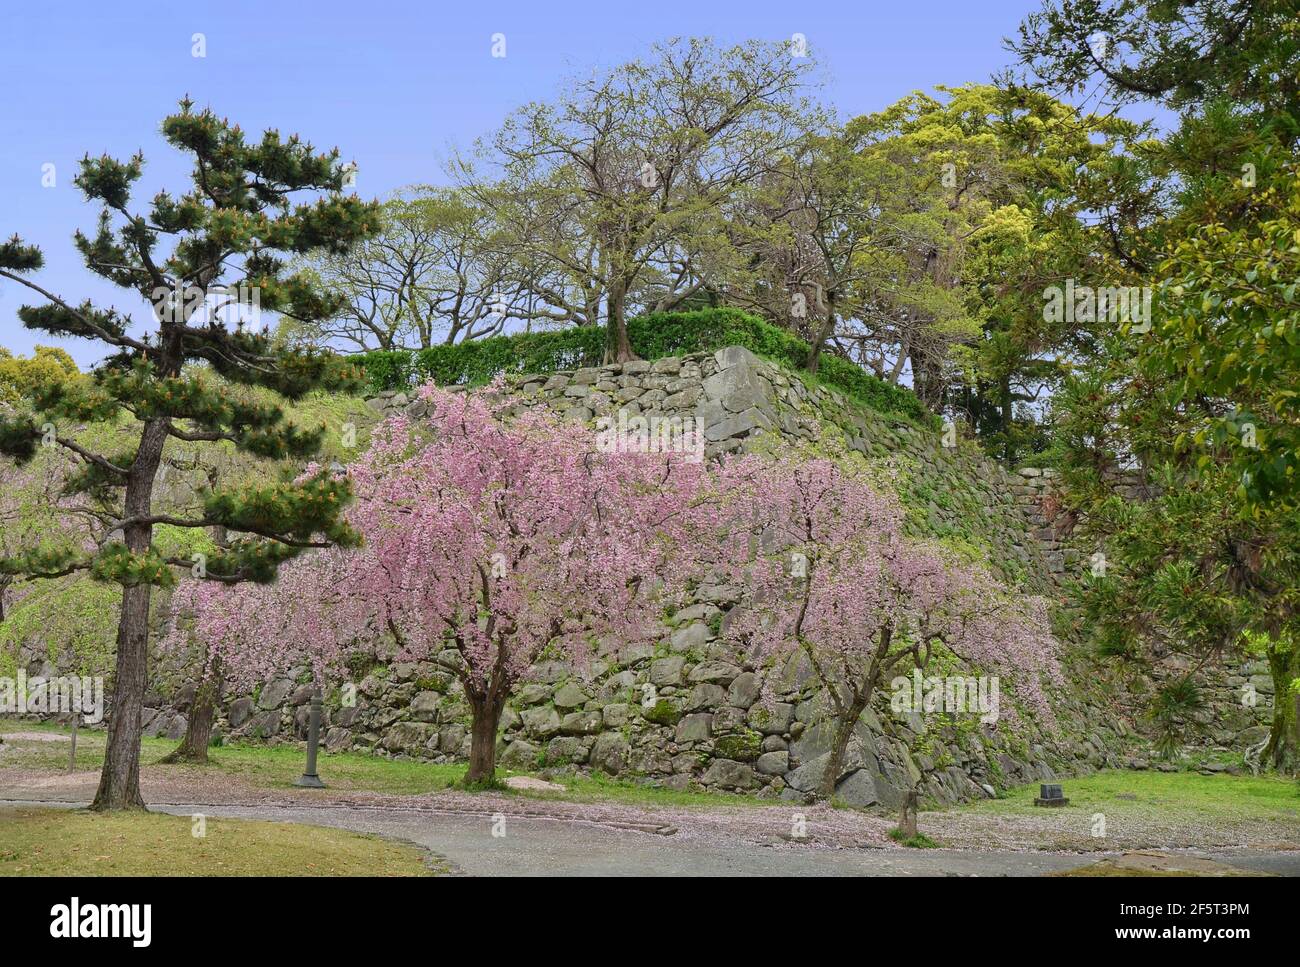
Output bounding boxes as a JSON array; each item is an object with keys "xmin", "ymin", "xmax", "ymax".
[{"xmin": 357, "ymin": 308, "xmax": 932, "ymax": 424}]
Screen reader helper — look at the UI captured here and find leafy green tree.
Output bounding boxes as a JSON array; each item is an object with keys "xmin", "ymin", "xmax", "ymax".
[
  {"xmin": 955, "ymin": 86, "xmax": 1148, "ymax": 462},
  {"xmin": 1011, "ymin": 0, "xmax": 1300, "ymax": 770},
  {"xmin": 0, "ymin": 346, "xmax": 79, "ymax": 404},
  {"xmin": 1, "ymin": 579, "xmax": 121, "ymax": 771},
  {"xmin": 0, "ymin": 441, "xmax": 97, "ymax": 626},
  {"xmin": 768, "ymin": 84, "xmax": 1137, "ymax": 422},
  {"xmin": 725, "ymin": 122, "xmax": 914, "ymax": 376},
  {"xmin": 1152, "ymin": 170, "xmax": 1300, "ymax": 507},
  {"xmin": 1009, "ymin": 0, "xmax": 1298, "ymax": 121},
  {"xmin": 1059, "ymin": 434, "xmax": 1300, "ymax": 770},
  {"xmin": 0, "ymin": 99, "xmax": 378, "ymax": 809}
]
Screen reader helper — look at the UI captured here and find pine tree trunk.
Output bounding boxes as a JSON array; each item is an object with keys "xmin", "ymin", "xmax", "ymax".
[
  {"xmin": 162, "ymin": 658, "xmax": 222, "ymax": 765},
  {"xmin": 1264, "ymin": 641, "xmax": 1300, "ymax": 774},
  {"xmin": 465, "ymin": 695, "xmax": 503, "ymax": 786},
  {"xmin": 92, "ymin": 418, "xmax": 167, "ymax": 812},
  {"xmin": 92, "ymin": 582, "xmax": 151, "ymax": 811}
]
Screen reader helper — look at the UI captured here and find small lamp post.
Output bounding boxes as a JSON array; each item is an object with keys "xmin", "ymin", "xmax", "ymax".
[{"xmin": 295, "ymin": 694, "xmax": 326, "ymax": 788}]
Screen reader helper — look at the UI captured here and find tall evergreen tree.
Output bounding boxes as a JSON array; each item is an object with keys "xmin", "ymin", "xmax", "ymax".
[
  {"xmin": 0, "ymin": 99, "xmax": 379, "ymax": 809},
  {"xmin": 1010, "ymin": 0, "xmax": 1300, "ymax": 768}
]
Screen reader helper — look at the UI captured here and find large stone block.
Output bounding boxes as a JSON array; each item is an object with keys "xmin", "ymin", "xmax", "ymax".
[
  {"xmin": 834, "ymin": 769, "xmax": 880, "ymax": 808},
  {"xmin": 701, "ymin": 758, "xmax": 757, "ymax": 790},
  {"xmin": 685, "ymin": 683, "xmax": 726, "ymax": 712},
  {"xmin": 257, "ymin": 678, "xmax": 294, "ymax": 710},
  {"xmin": 726, "ymin": 672, "xmax": 761, "ymax": 708},
  {"xmin": 675, "ymin": 712, "xmax": 713, "ymax": 743},
  {"xmin": 226, "ymin": 697, "xmax": 254, "ymax": 729},
  {"xmin": 520, "ymin": 705, "xmax": 562, "ymax": 738},
  {"xmin": 687, "ymin": 660, "xmax": 741, "ymax": 685},
  {"xmin": 756, "ymin": 750, "xmax": 789, "ymax": 775},
  {"xmin": 747, "ymin": 702, "xmax": 795, "ymax": 735},
  {"xmin": 590, "ymin": 733, "xmax": 630, "ymax": 775},
  {"xmin": 500, "ymin": 740, "xmax": 539, "ymax": 769},
  {"xmin": 649, "ymin": 656, "xmax": 686, "ymax": 686},
  {"xmin": 382, "ymin": 721, "xmax": 436, "ymax": 753},
  {"xmin": 560, "ymin": 709, "xmax": 603, "ymax": 735},
  {"xmin": 410, "ymin": 691, "xmax": 440, "ymax": 722}
]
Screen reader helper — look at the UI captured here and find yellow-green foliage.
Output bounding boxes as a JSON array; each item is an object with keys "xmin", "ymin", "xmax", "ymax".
[
  {"xmin": 0, "ymin": 580, "xmax": 119, "ymax": 677},
  {"xmin": 0, "ymin": 346, "xmax": 78, "ymax": 404}
]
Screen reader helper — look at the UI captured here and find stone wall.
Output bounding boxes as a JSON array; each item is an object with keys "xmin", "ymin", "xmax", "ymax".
[
  {"xmin": 1011, "ymin": 465, "xmax": 1273, "ymax": 761},
  {"xmin": 203, "ymin": 348, "xmax": 1146, "ymax": 806},
  {"xmin": 13, "ymin": 347, "xmax": 1166, "ymax": 806}
]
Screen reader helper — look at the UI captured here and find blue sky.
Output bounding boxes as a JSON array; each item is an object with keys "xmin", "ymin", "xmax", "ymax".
[{"xmin": 2, "ymin": 0, "xmax": 1054, "ymax": 365}]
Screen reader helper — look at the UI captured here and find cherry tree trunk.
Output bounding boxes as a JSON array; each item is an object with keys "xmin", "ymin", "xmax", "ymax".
[
  {"xmin": 162, "ymin": 658, "xmax": 222, "ymax": 765},
  {"xmin": 465, "ymin": 695, "xmax": 504, "ymax": 786},
  {"xmin": 604, "ymin": 279, "xmax": 635, "ymax": 364},
  {"xmin": 816, "ymin": 692, "xmax": 870, "ymax": 801}
]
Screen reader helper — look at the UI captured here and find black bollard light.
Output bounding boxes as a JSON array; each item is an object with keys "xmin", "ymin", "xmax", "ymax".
[{"xmin": 295, "ymin": 694, "xmax": 326, "ymax": 788}]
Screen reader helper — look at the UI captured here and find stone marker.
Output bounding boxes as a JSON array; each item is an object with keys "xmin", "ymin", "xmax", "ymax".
[{"xmin": 1034, "ymin": 782, "xmax": 1068, "ymax": 807}]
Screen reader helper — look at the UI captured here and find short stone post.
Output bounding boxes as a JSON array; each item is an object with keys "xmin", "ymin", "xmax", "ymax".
[
  {"xmin": 295, "ymin": 694, "xmax": 326, "ymax": 788},
  {"xmin": 897, "ymin": 788, "xmax": 919, "ymax": 839}
]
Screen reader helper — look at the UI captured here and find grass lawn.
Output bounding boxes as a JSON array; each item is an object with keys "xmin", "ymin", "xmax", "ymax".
[
  {"xmin": 6, "ymin": 719, "xmax": 1297, "ymax": 829},
  {"xmin": 0, "ymin": 718, "xmax": 757, "ymax": 809},
  {"xmin": 0, "ymin": 806, "xmax": 436, "ymax": 876},
  {"xmin": 951, "ymin": 768, "xmax": 1300, "ymax": 825},
  {"xmin": 922, "ymin": 767, "xmax": 1300, "ymax": 852}
]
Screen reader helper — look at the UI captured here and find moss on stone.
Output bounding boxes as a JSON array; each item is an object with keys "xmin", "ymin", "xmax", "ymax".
[
  {"xmin": 713, "ymin": 730, "xmax": 762, "ymax": 762},
  {"xmin": 642, "ymin": 698, "xmax": 683, "ymax": 726}
]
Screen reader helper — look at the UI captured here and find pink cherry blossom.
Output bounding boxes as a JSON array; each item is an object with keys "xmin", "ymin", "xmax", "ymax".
[
  {"xmin": 172, "ymin": 383, "xmax": 707, "ymax": 784},
  {"xmin": 706, "ymin": 455, "xmax": 1062, "ymax": 800}
]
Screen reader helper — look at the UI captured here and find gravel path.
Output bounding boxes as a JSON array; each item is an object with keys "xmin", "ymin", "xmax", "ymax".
[
  {"xmin": 0, "ymin": 796, "xmax": 1108, "ymax": 876},
  {"xmin": 4, "ymin": 753, "xmax": 1297, "ymax": 876},
  {"xmin": 3, "ymin": 771, "xmax": 1297, "ymax": 876}
]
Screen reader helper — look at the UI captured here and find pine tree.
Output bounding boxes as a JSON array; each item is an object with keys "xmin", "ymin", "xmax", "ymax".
[{"xmin": 0, "ymin": 98, "xmax": 380, "ymax": 810}]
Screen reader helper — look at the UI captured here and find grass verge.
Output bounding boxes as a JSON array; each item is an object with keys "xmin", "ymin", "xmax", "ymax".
[
  {"xmin": 948, "ymin": 768, "xmax": 1299, "ymax": 826},
  {"xmin": 0, "ymin": 719, "xmax": 759, "ymax": 808},
  {"xmin": 0, "ymin": 806, "xmax": 436, "ymax": 876}
]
